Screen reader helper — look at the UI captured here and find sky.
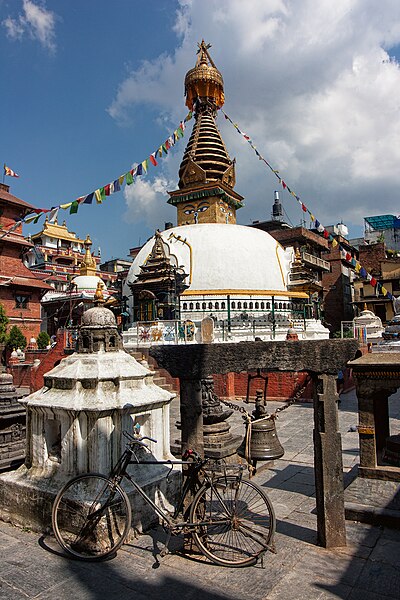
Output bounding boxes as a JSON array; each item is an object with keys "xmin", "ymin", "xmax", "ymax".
[{"xmin": 1, "ymin": 0, "xmax": 400, "ymax": 261}]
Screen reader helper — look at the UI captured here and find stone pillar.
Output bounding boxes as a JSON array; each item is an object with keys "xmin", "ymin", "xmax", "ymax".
[
  {"xmin": 313, "ymin": 373, "xmax": 346, "ymax": 548},
  {"xmin": 357, "ymin": 392, "xmax": 377, "ymax": 470},
  {"xmin": 179, "ymin": 378, "xmax": 204, "ymax": 458}
]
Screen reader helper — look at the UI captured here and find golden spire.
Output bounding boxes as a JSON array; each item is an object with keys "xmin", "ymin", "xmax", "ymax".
[
  {"xmin": 184, "ymin": 40, "xmax": 225, "ymax": 111},
  {"xmin": 79, "ymin": 235, "xmax": 97, "ymax": 276},
  {"xmin": 168, "ymin": 41, "xmax": 244, "ymax": 226}
]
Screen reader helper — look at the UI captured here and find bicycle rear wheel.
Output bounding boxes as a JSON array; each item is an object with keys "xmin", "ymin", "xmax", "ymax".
[
  {"xmin": 52, "ymin": 473, "xmax": 131, "ymax": 560},
  {"xmin": 190, "ymin": 476, "xmax": 275, "ymax": 567}
]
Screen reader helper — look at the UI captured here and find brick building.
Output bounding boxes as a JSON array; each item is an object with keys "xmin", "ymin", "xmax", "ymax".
[
  {"xmin": 0, "ymin": 183, "xmax": 52, "ymax": 342},
  {"xmin": 354, "ymin": 241, "xmax": 400, "ymax": 323},
  {"xmin": 25, "ymin": 219, "xmax": 117, "ymax": 335},
  {"xmin": 321, "ymin": 227, "xmax": 357, "ymax": 335}
]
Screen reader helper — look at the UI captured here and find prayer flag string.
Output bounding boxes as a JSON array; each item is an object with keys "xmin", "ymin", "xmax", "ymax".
[
  {"xmin": 20, "ymin": 112, "xmax": 193, "ymax": 225},
  {"xmin": 220, "ymin": 108, "xmax": 393, "ymax": 301}
]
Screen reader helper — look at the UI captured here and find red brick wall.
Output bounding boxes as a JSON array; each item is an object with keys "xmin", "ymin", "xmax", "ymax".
[
  {"xmin": 214, "ymin": 370, "xmax": 314, "ymax": 401},
  {"xmin": 358, "ymin": 243, "xmax": 385, "ymax": 276}
]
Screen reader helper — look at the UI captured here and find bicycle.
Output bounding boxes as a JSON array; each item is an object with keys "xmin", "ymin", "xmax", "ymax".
[{"xmin": 52, "ymin": 429, "xmax": 276, "ymax": 568}]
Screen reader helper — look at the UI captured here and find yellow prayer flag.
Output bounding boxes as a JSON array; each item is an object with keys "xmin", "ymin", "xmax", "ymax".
[
  {"xmin": 24, "ymin": 214, "xmax": 39, "ymax": 223},
  {"xmin": 60, "ymin": 202, "xmax": 72, "ymax": 210},
  {"xmin": 142, "ymin": 159, "xmax": 148, "ymax": 173},
  {"xmin": 355, "ymin": 262, "xmax": 361, "ymax": 273},
  {"xmin": 331, "ymin": 239, "xmax": 338, "ymax": 248},
  {"xmin": 119, "ymin": 174, "xmax": 125, "ymax": 186},
  {"xmin": 310, "ymin": 214, "xmax": 315, "ymax": 221},
  {"xmin": 381, "ymin": 286, "xmax": 388, "ymax": 296},
  {"xmin": 94, "ymin": 190, "xmax": 102, "ymax": 204}
]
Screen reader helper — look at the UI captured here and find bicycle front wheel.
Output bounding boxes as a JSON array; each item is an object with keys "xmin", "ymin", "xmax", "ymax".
[
  {"xmin": 52, "ymin": 473, "xmax": 132, "ymax": 560},
  {"xmin": 190, "ymin": 476, "xmax": 275, "ymax": 567}
]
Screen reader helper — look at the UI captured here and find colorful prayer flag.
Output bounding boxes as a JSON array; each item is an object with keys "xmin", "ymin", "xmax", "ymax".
[
  {"xmin": 149, "ymin": 153, "xmax": 158, "ymax": 167},
  {"xmin": 4, "ymin": 164, "xmax": 19, "ymax": 178}
]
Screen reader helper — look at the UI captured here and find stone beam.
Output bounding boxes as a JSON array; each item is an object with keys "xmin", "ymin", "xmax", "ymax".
[{"xmin": 150, "ymin": 339, "xmax": 359, "ymax": 379}]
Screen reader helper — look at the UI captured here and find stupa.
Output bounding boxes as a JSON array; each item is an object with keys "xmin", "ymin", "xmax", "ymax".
[
  {"xmin": 0, "ymin": 284, "xmax": 178, "ymax": 531},
  {"xmin": 124, "ymin": 41, "xmax": 328, "ymax": 346}
]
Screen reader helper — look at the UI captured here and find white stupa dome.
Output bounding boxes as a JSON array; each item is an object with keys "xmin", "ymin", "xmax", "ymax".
[
  {"xmin": 127, "ymin": 223, "xmax": 293, "ymax": 294},
  {"xmin": 72, "ymin": 275, "xmax": 109, "ymax": 296}
]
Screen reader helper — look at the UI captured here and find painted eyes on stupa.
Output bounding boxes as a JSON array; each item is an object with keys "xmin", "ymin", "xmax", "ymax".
[{"xmin": 183, "ymin": 203, "xmax": 209, "ymax": 215}]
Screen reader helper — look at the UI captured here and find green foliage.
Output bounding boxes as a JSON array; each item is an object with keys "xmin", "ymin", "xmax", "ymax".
[
  {"xmin": 6, "ymin": 325, "xmax": 27, "ymax": 350},
  {"xmin": 332, "ymin": 329, "xmax": 354, "ymax": 339},
  {"xmin": 37, "ymin": 331, "xmax": 50, "ymax": 349},
  {"xmin": 0, "ymin": 303, "xmax": 8, "ymax": 345}
]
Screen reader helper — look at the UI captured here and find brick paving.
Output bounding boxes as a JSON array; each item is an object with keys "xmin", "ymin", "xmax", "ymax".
[{"xmin": 0, "ymin": 388, "xmax": 399, "ymax": 599}]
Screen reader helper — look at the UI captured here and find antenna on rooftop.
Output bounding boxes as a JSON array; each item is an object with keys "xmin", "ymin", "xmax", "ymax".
[{"xmin": 271, "ymin": 191, "xmax": 283, "ymax": 222}]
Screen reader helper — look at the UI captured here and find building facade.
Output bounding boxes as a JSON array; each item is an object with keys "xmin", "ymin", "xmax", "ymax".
[{"xmin": 0, "ymin": 183, "xmax": 52, "ymax": 341}]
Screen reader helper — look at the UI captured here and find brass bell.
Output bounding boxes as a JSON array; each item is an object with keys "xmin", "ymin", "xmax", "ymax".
[{"xmin": 238, "ymin": 390, "xmax": 284, "ymax": 467}]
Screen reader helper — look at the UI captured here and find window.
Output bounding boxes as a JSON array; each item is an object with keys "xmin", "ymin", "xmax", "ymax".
[
  {"xmin": 215, "ymin": 302, "xmax": 219, "ymax": 309},
  {"xmin": 189, "ymin": 302, "xmax": 194, "ymax": 310},
  {"xmin": 15, "ymin": 295, "xmax": 29, "ymax": 309},
  {"xmin": 261, "ymin": 302, "xmax": 265, "ymax": 309},
  {"xmin": 221, "ymin": 302, "xmax": 226, "ymax": 309},
  {"xmin": 243, "ymin": 302, "xmax": 248, "ymax": 309},
  {"xmin": 183, "ymin": 303, "xmax": 187, "ymax": 310},
  {"xmin": 202, "ymin": 302, "xmax": 206, "ymax": 310},
  {"xmin": 255, "ymin": 302, "xmax": 259, "ymax": 309},
  {"xmin": 231, "ymin": 302, "xmax": 236, "ymax": 309},
  {"xmin": 196, "ymin": 302, "xmax": 200, "ymax": 310},
  {"xmin": 208, "ymin": 302, "xmax": 213, "ymax": 310},
  {"xmin": 249, "ymin": 302, "xmax": 253, "ymax": 309}
]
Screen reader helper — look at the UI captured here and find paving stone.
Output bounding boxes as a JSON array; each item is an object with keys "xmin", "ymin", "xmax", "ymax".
[
  {"xmin": 369, "ymin": 538, "xmax": 400, "ymax": 567},
  {"xmin": 353, "ymin": 561, "xmax": 400, "ymax": 599}
]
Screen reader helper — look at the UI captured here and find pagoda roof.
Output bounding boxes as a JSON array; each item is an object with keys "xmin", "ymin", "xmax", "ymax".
[
  {"xmin": 0, "ymin": 183, "xmax": 36, "ymax": 215},
  {"xmin": 31, "ymin": 219, "xmax": 84, "ymax": 244},
  {"xmin": 0, "ymin": 273, "xmax": 52, "ymax": 291}
]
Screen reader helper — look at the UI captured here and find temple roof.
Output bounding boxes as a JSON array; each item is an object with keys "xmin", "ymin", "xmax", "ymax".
[{"xmin": 31, "ymin": 218, "xmax": 84, "ymax": 244}]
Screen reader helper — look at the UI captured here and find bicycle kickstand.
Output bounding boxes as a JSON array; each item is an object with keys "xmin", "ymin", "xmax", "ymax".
[{"xmin": 159, "ymin": 529, "xmax": 171, "ymax": 558}]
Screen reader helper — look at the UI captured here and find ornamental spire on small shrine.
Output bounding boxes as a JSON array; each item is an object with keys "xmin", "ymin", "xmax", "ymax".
[{"xmin": 79, "ymin": 235, "xmax": 97, "ymax": 276}]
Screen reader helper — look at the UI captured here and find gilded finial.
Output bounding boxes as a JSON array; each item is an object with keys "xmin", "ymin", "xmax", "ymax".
[
  {"xmin": 94, "ymin": 281, "xmax": 105, "ymax": 305},
  {"xmin": 184, "ymin": 40, "xmax": 224, "ymax": 111}
]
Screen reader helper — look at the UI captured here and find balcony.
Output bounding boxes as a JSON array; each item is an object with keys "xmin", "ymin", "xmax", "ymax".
[{"xmin": 302, "ymin": 251, "xmax": 330, "ymax": 271}]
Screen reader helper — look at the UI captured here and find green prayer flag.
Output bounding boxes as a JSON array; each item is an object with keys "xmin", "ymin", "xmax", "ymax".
[
  {"xmin": 126, "ymin": 171, "xmax": 133, "ymax": 185},
  {"xmin": 69, "ymin": 201, "xmax": 79, "ymax": 215}
]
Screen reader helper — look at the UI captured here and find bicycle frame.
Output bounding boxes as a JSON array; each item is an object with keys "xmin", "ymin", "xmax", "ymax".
[{"xmin": 111, "ymin": 445, "xmax": 243, "ymax": 531}]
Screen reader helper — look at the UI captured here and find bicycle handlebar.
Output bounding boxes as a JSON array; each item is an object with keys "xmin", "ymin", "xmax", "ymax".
[{"xmin": 123, "ymin": 431, "xmax": 158, "ymax": 448}]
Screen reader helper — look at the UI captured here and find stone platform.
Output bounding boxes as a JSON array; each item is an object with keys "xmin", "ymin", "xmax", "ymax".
[{"xmin": 345, "ymin": 474, "xmax": 400, "ymax": 528}]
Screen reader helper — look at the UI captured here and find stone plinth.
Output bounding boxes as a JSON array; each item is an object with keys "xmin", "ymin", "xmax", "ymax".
[{"xmin": 0, "ymin": 373, "xmax": 26, "ymax": 471}]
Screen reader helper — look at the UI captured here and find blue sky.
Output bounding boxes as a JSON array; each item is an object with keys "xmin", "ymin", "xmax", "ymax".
[{"xmin": 2, "ymin": 0, "xmax": 400, "ymax": 260}]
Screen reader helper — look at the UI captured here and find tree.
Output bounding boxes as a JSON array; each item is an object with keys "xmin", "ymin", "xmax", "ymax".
[
  {"xmin": 37, "ymin": 331, "xmax": 50, "ymax": 349},
  {"xmin": 6, "ymin": 325, "xmax": 27, "ymax": 350},
  {"xmin": 0, "ymin": 303, "xmax": 8, "ymax": 345}
]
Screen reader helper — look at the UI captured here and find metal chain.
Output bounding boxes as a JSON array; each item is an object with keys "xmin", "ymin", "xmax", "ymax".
[{"xmin": 219, "ymin": 373, "xmax": 313, "ymax": 419}]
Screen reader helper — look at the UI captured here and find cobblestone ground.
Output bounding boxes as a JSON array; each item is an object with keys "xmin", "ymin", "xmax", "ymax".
[{"xmin": 0, "ymin": 389, "xmax": 399, "ymax": 599}]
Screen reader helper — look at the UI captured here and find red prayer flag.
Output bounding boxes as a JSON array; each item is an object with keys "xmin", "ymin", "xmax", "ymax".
[
  {"xmin": 149, "ymin": 153, "xmax": 158, "ymax": 166},
  {"xmin": 370, "ymin": 277, "xmax": 377, "ymax": 287}
]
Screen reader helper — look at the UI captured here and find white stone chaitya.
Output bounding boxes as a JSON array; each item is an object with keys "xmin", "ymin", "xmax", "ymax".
[{"xmin": 0, "ymin": 302, "xmax": 178, "ymax": 531}]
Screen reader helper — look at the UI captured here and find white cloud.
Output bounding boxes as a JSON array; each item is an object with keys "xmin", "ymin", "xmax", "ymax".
[
  {"xmin": 110, "ymin": 0, "xmax": 400, "ymax": 234},
  {"xmin": 124, "ymin": 174, "xmax": 177, "ymax": 228},
  {"xmin": 2, "ymin": 0, "xmax": 57, "ymax": 51}
]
